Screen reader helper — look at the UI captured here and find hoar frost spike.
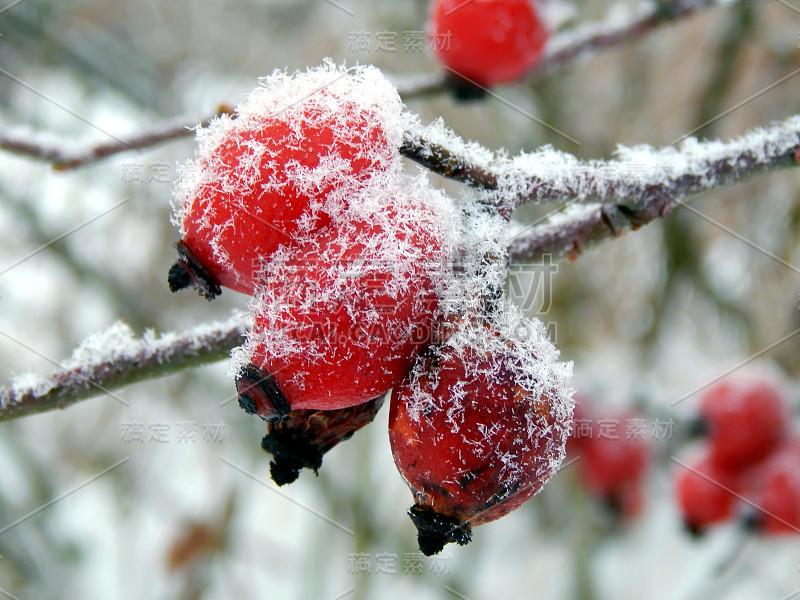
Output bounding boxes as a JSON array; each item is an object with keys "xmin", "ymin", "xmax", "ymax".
[
  {"xmin": 169, "ymin": 62, "xmax": 404, "ymax": 297},
  {"xmin": 389, "ymin": 299, "xmax": 573, "ymax": 555}
]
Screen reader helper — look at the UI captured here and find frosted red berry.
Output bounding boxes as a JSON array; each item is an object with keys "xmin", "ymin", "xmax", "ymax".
[
  {"xmin": 170, "ymin": 64, "xmax": 403, "ymax": 297},
  {"xmin": 743, "ymin": 441, "xmax": 800, "ymax": 535},
  {"xmin": 698, "ymin": 368, "xmax": 787, "ymax": 469},
  {"xmin": 673, "ymin": 448, "xmax": 743, "ymax": 535},
  {"xmin": 429, "ymin": 0, "xmax": 549, "ymax": 89},
  {"xmin": 235, "ymin": 191, "xmax": 451, "ymax": 414},
  {"xmin": 389, "ymin": 303, "xmax": 573, "ymax": 555}
]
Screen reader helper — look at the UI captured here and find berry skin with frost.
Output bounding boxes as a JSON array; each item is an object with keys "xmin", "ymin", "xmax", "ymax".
[
  {"xmin": 698, "ymin": 368, "xmax": 787, "ymax": 469},
  {"xmin": 673, "ymin": 448, "xmax": 743, "ymax": 536},
  {"xmin": 743, "ymin": 441, "xmax": 800, "ymax": 536},
  {"xmin": 429, "ymin": 0, "xmax": 549, "ymax": 90},
  {"xmin": 169, "ymin": 63, "xmax": 403, "ymax": 297},
  {"xmin": 234, "ymin": 188, "xmax": 452, "ymax": 414},
  {"xmin": 389, "ymin": 302, "xmax": 573, "ymax": 555}
]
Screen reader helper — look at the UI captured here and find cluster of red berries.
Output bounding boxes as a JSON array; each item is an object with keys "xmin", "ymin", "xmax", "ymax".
[
  {"xmin": 428, "ymin": 0, "xmax": 550, "ymax": 97},
  {"xmin": 169, "ymin": 64, "xmax": 574, "ymax": 554},
  {"xmin": 171, "ymin": 63, "xmax": 446, "ymax": 484},
  {"xmin": 673, "ymin": 367, "xmax": 798, "ymax": 536}
]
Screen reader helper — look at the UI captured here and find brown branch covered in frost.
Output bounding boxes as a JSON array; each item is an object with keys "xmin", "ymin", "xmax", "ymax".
[
  {"xmin": 504, "ymin": 119, "xmax": 800, "ymax": 262},
  {"xmin": 0, "ymin": 0, "xmax": 726, "ymax": 170},
  {"xmin": 0, "ymin": 316, "xmax": 248, "ymax": 422},
  {"xmin": 509, "ymin": 197, "xmax": 678, "ymax": 264},
  {"xmin": 529, "ymin": 0, "xmax": 721, "ymax": 79},
  {"xmin": 405, "ymin": 113, "xmax": 800, "ymax": 207},
  {"xmin": 0, "ymin": 106, "xmax": 232, "ymax": 170},
  {"xmin": 3, "ymin": 112, "xmax": 799, "ymax": 420}
]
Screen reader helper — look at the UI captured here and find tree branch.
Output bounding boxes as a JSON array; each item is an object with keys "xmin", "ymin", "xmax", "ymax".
[
  {"xmin": 0, "ymin": 106, "xmax": 232, "ymax": 170},
  {"xmin": 529, "ymin": 0, "xmax": 722, "ymax": 79},
  {"xmin": 405, "ymin": 113, "xmax": 800, "ymax": 207},
  {"xmin": 508, "ymin": 197, "xmax": 677, "ymax": 264},
  {"xmin": 506, "ymin": 111, "xmax": 800, "ymax": 262},
  {"xmin": 0, "ymin": 0, "xmax": 727, "ymax": 170},
  {"xmin": 0, "ymin": 315, "xmax": 248, "ymax": 422},
  {"xmin": 3, "ymin": 112, "xmax": 798, "ymax": 420}
]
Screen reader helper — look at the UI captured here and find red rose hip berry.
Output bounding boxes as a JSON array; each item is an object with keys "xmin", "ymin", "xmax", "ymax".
[
  {"xmin": 697, "ymin": 367, "xmax": 788, "ymax": 469},
  {"xmin": 572, "ymin": 408, "xmax": 651, "ymax": 519},
  {"xmin": 389, "ymin": 302, "xmax": 573, "ymax": 555},
  {"xmin": 743, "ymin": 441, "xmax": 800, "ymax": 535},
  {"xmin": 429, "ymin": 0, "xmax": 549, "ymax": 92},
  {"xmin": 673, "ymin": 448, "xmax": 743, "ymax": 535},
  {"xmin": 235, "ymin": 189, "xmax": 451, "ymax": 414},
  {"xmin": 170, "ymin": 64, "xmax": 403, "ymax": 297}
]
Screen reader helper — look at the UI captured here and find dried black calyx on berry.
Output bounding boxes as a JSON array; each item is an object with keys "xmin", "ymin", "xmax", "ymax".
[
  {"xmin": 235, "ymin": 364, "xmax": 291, "ymax": 421},
  {"xmin": 681, "ymin": 519, "xmax": 707, "ymax": 539},
  {"xmin": 168, "ymin": 240, "xmax": 222, "ymax": 301},
  {"xmin": 408, "ymin": 505, "xmax": 472, "ymax": 556},
  {"xmin": 261, "ymin": 427, "xmax": 324, "ymax": 486},
  {"xmin": 259, "ymin": 395, "xmax": 385, "ymax": 486}
]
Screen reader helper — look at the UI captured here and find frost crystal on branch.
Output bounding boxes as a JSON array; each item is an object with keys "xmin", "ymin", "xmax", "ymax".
[
  {"xmin": 404, "ymin": 113, "xmax": 800, "ymax": 210},
  {"xmin": 0, "ymin": 314, "xmax": 249, "ymax": 421}
]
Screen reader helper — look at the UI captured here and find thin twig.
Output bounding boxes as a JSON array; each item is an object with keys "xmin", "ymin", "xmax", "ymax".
[
  {"xmin": 0, "ymin": 106, "xmax": 232, "ymax": 170},
  {"xmin": 508, "ymin": 198, "xmax": 678, "ymax": 264},
  {"xmin": 0, "ymin": 315, "xmax": 248, "ymax": 422},
  {"xmin": 0, "ymin": 0, "xmax": 726, "ymax": 170},
  {"xmin": 530, "ymin": 0, "xmax": 722, "ymax": 79},
  {"xmin": 505, "ymin": 122, "xmax": 799, "ymax": 263}
]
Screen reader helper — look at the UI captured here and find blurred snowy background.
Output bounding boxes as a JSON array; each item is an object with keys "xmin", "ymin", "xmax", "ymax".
[{"xmin": 1, "ymin": 0, "xmax": 800, "ymax": 599}]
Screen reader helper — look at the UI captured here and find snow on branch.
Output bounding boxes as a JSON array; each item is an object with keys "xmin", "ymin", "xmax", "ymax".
[
  {"xmin": 530, "ymin": 0, "xmax": 725, "ymax": 78},
  {"xmin": 508, "ymin": 199, "xmax": 676, "ymax": 264},
  {"xmin": 0, "ymin": 314, "xmax": 248, "ymax": 422},
  {"xmin": 0, "ymin": 0, "xmax": 727, "ymax": 171},
  {"xmin": 0, "ymin": 106, "xmax": 232, "ymax": 170},
  {"xmin": 506, "ymin": 114, "xmax": 800, "ymax": 262},
  {"xmin": 405, "ymin": 113, "xmax": 800, "ymax": 209}
]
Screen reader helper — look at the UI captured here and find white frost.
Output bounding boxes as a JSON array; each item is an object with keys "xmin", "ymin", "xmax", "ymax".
[{"xmin": 7, "ymin": 312, "xmax": 249, "ymax": 405}]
